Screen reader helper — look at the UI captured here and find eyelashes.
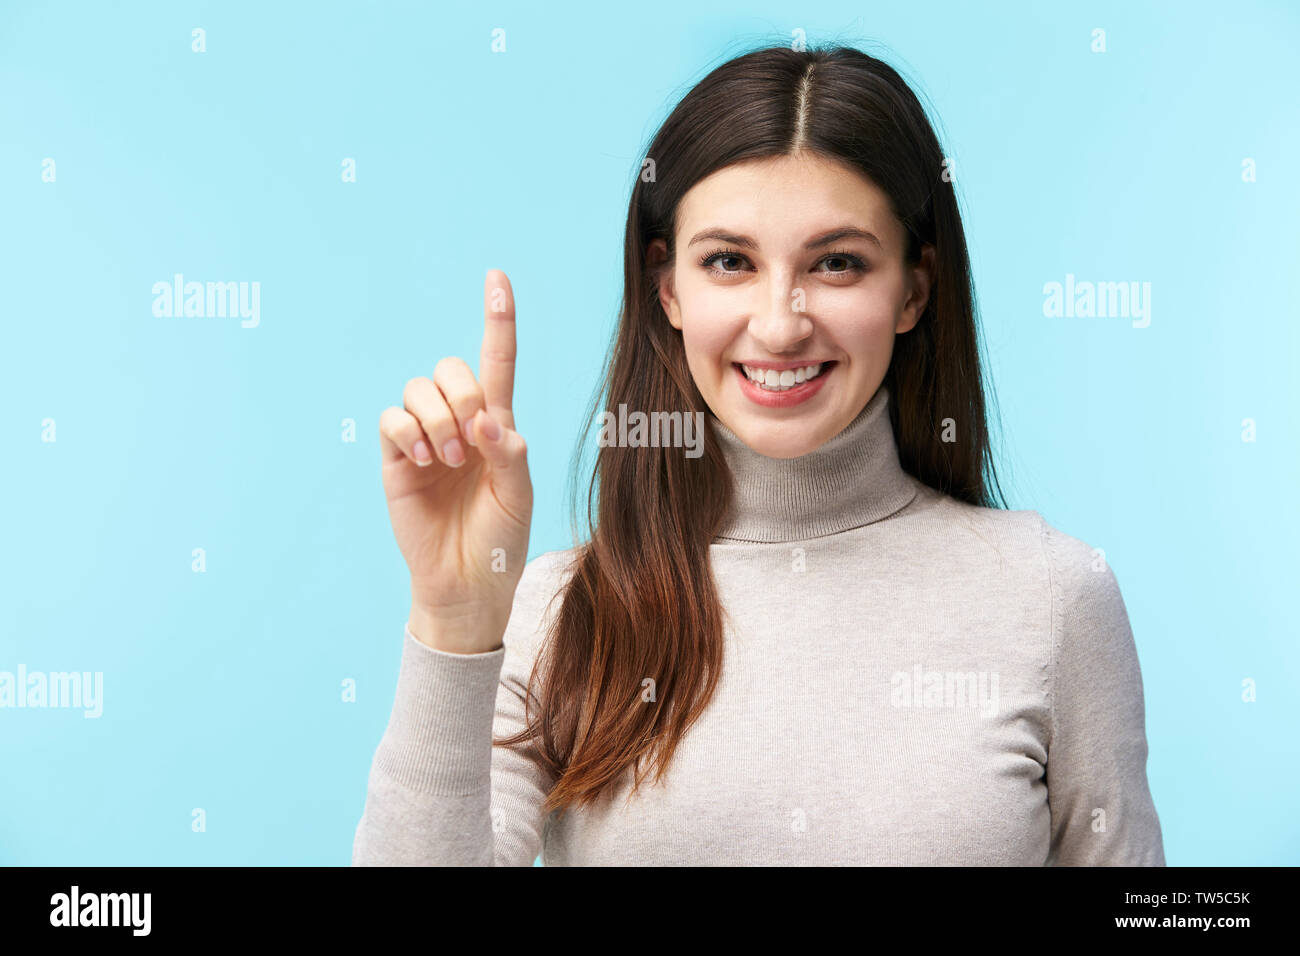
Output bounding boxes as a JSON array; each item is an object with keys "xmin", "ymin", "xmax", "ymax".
[{"xmin": 696, "ymin": 247, "xmax": 869, "ymax": 278}]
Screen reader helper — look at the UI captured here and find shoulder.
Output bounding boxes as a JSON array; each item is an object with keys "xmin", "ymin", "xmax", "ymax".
[
  {"xmin": 896, "ymin": 479, "xmax": 1050, "ymax": 574},
  {"xmin": 1028, "ymin": 516, "xmax": 1144, "ymax": 726},
  {"xmin": 1032, "ymin": 514, "xmax": 1130, "ymax": 636},
  {"xmin": 905, "ymin": 483, "xmax": 1116, "ymax": 582},
  {"xmin": 503, "ymin": 546, "xmax": 583, "ymax": 656},
  {"xmin": 1025, "ymin": 519, "xmax": 1151, "ymax": 768},
  {"xmin": 933, "ymin": 502, "xmax": 1141, "ymax": 712},
  {"xmin": 959, "ymin": 501, "xmax": 1130, "ymax": 633},
  {"xmin": 899, "ymin": 486, "xmax": 1132, "ymax": 641},
  {"xmin": 514, "ymin": 548, "xmax": 581, "ymax": 609}
]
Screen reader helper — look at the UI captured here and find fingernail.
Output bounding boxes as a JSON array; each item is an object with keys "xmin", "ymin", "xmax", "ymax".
[
  {"xmin": 413, "ymin": 440, "xmax": 433, "ymax": 466},
  {"xmin": 480, "ymin": 414, "xmax": 501, "ymax": 442},
  {"xmin": 463, "ymin": 418, "xmax": 477, "ymax": 447},
  {"xmin": 442, "ymin": 439, "xmax": 465, "ymax": 466}
]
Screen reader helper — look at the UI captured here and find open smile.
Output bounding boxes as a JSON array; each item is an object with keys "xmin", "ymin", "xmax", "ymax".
[{"xmin": 732, "ymin": 361, "xmax": 837, "ymax": 407}]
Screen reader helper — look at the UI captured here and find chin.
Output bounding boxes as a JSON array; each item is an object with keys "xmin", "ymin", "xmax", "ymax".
[{"xmin": 731, "ymin": 414, "xmax": 839, "ymax": 459}]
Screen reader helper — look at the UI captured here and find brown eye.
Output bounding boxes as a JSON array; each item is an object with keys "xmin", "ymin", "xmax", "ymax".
[
  {"xmin": 699, "ymin": 248, "xmax": 751, "ymax": 276},
  {"xmin": 815, "ymin": 251, "xmax": 868, "ymax": 275}
]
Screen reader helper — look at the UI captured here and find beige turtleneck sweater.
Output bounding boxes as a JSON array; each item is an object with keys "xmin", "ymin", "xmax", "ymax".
[{"xmin": 351, "ymin": 385, "xmax": 1166, "ymax": 865}]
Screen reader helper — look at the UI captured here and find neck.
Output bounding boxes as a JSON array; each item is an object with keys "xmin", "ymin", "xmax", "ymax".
[{"xmin": 709, "ymin": 384, "xmax": 918, "ymax": 543}]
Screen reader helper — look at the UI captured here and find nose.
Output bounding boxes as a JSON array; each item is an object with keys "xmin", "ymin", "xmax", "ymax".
[{"xmin": 749, "ymin": 270, "xmax": 813, "ymax": 351}]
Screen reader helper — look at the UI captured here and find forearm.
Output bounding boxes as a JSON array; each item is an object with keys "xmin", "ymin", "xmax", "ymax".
[{"xmin": 351, "ymin": 626, "xmax": 508, "ymax": 866}]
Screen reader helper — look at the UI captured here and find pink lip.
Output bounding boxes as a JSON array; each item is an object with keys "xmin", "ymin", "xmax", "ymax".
[{"xmin": 733, "ymin": 361, "xmax": 835, "ymax": 408}]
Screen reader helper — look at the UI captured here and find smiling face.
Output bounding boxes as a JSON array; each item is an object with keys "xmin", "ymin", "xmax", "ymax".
[{"xmin": 650, "ymin": 151, "xmax": 934, "ymax": 459}]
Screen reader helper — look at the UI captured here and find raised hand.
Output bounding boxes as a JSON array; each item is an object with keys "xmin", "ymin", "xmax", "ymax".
[{"xmin": 378, "ymin": 270, "xmax": 533, "ymax": 653}]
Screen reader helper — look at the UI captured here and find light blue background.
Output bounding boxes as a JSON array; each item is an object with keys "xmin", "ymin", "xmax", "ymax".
[{"xmin": 1, "ymin": 1, "xmax": 1296, "ymax": 866}]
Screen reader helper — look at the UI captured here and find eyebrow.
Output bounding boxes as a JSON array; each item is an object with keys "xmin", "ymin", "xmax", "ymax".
[{"xmin": 685, "ymin": 226, "xmax": 882, "ymax": 250}]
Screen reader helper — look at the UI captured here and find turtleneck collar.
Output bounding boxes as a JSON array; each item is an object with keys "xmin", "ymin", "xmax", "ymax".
[{"xmin": 709, "ymin": 384, "xmax": 919, "ymax": 543}]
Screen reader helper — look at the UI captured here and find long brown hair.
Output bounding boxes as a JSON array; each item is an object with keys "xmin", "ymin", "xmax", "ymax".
[{"xmin": 495, "ymin": 43, "xmax": 1007, "ymax": 815}]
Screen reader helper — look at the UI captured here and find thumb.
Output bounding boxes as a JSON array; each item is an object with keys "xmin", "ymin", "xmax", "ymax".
[{"xmin": 470, "ymin": 409, "xmax": 531, "ymax": 520}]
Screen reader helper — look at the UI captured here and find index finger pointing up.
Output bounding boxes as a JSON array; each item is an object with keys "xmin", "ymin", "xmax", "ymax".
[{"xmin": 480, "ymin": 269, "xmax": 517, "ymax": 430}]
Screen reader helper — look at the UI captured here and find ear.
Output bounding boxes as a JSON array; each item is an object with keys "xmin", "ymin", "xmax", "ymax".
[
  {"xmin": 647, "ymin": 238, "xmax": 683, "ymax": 330},
  {"xmin": 897, "ymin": 243, "xmax": 934, "ymax": 335}
]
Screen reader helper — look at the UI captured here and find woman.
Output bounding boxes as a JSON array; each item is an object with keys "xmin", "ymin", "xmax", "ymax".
[{"xmin": 353, "ymin": 44, "xmax": 1165, "ymax": 866}]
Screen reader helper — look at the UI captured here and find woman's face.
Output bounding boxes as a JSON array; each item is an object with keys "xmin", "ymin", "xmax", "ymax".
[{"xmin": 651, "ymin": 151, "xmax": 933, "ymax": 459}]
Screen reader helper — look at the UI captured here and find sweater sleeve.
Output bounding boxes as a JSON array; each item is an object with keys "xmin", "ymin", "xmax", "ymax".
[
  {"xmin": 1040, "ymin": 518, "xmax": 1166, "ymax": 866},
  {"xmin": 351, "ymin": 551, "xmax": 569, "ymax": 866}
]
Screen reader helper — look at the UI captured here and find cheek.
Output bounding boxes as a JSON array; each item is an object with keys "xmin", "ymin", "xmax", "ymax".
[
  {"xmin": 679, "ymin": 323, "xmax": 735, "ymax": 389},
  {"xmin": 819, "ymin": 277, "xmax": 905, "ymax": 350},
  {"xmin": 675, "ymin": 271, "xmax": 739, "ymax": 372},
  {"xmin": 676, "ymin": 270, "xmax": 734, "ymax": 324}
]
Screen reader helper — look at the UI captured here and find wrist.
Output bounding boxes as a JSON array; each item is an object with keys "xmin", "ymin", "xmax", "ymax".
[{"xmin": 407, "ymin": 601, "xmax": 504, "ymax": 655}]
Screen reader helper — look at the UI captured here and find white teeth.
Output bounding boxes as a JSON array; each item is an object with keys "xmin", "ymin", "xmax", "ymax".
[{"xmin": 740, "ymin": 363, "xmax": 825, "ymax": 391}]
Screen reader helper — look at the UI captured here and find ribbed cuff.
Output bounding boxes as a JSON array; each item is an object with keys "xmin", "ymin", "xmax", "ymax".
[{"xmin": 372, "ymin": 625, "xmax": 507, "ymax": 794}]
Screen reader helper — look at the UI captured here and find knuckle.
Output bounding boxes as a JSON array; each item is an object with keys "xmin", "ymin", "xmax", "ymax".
[
  {"xmin": 403, "ymin": 376, "xmax": 431, "ymax": 404},
  {"xmin": 380, "ymin": 408, "xmax": 417, "ymax": 443},
  {"xmin": 440, "ymin": 380, "xmax": 485, "ymax": 413},
  {"xmin": 416, "ymin": 408, "xmax": 453, "ymax": 438},
  {"xmin": 433, "ymin": 355, "xmax": 468, "ymax": 380},
  {"xmin": 396, "ymin": 415, "xmax": 423, "ymax": 443},
  {"xmin": 450, "ymin": 391, "xmax": 485, "ymax": 417}
]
